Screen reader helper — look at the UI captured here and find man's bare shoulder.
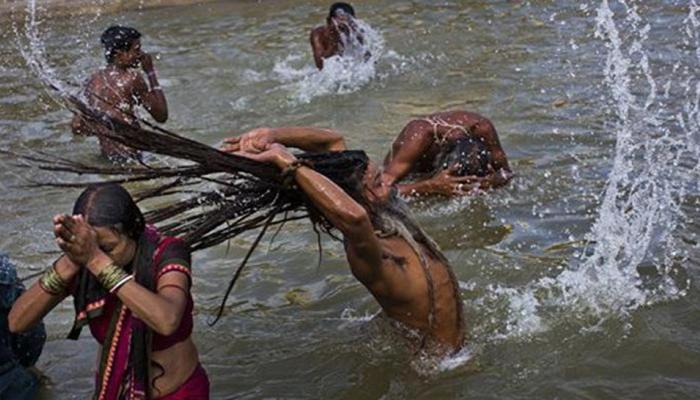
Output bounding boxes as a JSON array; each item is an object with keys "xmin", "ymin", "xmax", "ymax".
[{"xmin": 310, "ymin": 26, "xmax": 329, "ymax": 41}]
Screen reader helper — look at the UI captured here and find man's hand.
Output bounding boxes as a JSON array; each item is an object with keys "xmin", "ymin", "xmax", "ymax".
[
  {"xmin": 426, "ymin": 165, "xmax": 482, "ymax": 196},
  {"xmin": 222, "ymin": 127, "xmax": 274, "ymax": 154},
  {"xmin": 236, "ymin": 143, "xmax": 297, "ymax": 170},
  {"xmin": 140, "ymin": 53, "xmax": 155, "ymax": 73},
  {"xmin": 221, "ymin": 137, "xmax": 240, "ymax": 153}
]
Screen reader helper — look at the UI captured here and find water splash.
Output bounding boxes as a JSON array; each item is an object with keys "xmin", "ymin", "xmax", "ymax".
[
  {"xmin": 11, "ymin": 0, "xmax": 102, "ymax": 96},
  {"xmin": 272, "ymin": 18, "xmax": 389, "ymax": 103},
  {"xmin": 13, "ymin": 0, "xmax": 68, "ymax": 95},
  {"xmin": 489, "ymin": 0, "xmax": 699, "ymax": 340}
]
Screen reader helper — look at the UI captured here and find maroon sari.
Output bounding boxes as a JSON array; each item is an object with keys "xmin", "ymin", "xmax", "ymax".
[{"xmin": 68, "ymin": 226, "xmax": 205, "ymax": 400}]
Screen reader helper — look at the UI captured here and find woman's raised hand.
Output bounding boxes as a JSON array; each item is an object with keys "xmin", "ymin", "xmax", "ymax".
[{"xmin": 53, "ymin": 214, "xmax": 101, "ymax": 266}]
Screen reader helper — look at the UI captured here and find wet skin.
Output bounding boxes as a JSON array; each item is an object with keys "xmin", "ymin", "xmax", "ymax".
[
  {"xmin": 383, "ymin": 110, "xmax": 513, "ymax": 197},
  {"xmin": 227, "ymin": 128, "xmax": 465, "ymax": 352},
  {"xmin": 310, "ymin": 12, "xmax": 365, "ymax": 70},
  {"xmin": 71, "ymin": 38, "xmax": 168, "ymax": 159}
]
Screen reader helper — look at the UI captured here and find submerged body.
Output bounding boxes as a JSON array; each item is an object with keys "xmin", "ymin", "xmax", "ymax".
[
  {"xmin": 351, "ymin": 233, "xmax": 464, "ymax": 349},
  {"xmin": 383, "ymin": 110, "xmax": 513, "ymax": 196},
  {"xmin": 225, "ymin": 127, "xmax": 464, "ymax": 353},
  {"xmin": 310, "ymin": 2, "xmax": 369, "ymax": 70},
  {"xmin": 72, "ymin": 26, "xmax": 167, "ymax": 161}
]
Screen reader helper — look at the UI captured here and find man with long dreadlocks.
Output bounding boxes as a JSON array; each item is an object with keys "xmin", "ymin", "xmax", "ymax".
[
  {"xmin": 71, "ymin": 25, "xmax": 168, "ymax": 162},
  {"xmin": 226, "ymin": 126, "xmax": 465, "ymax": 354},
  {"xmin": 382, "ymin": 110, "xmax": 513, "ymax": 197}
]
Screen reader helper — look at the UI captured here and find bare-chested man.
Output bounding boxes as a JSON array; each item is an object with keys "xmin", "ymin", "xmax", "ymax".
[
  {"xmin": 383, "ymin": 110, "xmax": 513, "ymax": 197},
  {"xmin": 224, "ymin": 127, "xmax": 465, "ymax": 354},
  {"xmin": 310, "ymin": 2, "xmax": 368, "ymax": 70},
  {"xmin": 72, "ymin": 26, "xmax": 168, "ymax": 161}
]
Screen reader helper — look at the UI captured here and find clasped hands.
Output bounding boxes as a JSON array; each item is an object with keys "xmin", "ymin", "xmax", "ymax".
[{"xmin": 52, "ymin": 214, "xmax": 105, "ymax": 273}]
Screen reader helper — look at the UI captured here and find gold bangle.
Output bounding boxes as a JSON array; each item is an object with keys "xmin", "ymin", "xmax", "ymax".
[
  {"xmin": 96, "ymin": 263, "xmax": 130, "ymax": 292},
  {"xmin": 109, "ymin": 274, "xmax": 133, "ymax": 294},
  {"xmin": 39, "ymin": 262, "xmax": 68, "ymax": 295}
]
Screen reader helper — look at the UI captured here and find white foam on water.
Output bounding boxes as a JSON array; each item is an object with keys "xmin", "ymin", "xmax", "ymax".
[
  {"xmin": 338, "ymin": 307, "xmax": 380, "ymax": 322},
  {"xmin": 436, "ymin": 345, "xmax": 475, "ymax": 372},
  {"xmin": 271, "ymin": 18, "xmax": 407, "ymax": 104}
]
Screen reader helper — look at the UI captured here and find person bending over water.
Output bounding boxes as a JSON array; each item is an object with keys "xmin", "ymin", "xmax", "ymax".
[
  {"xmin": 383, "ymin": 110, "xmax": 513, "ymax": 197},
  {"xmin": 72, "ymin": 26, "xmax": 168, "ymax": 162},
  {"xmin": 225, "ymin": 127, "xmax": 465, "ymax": 354},
  {"xmin": 310, "ymin": 2, "xmax": 370, "ymax": 70},
  {"xmin": 9, "ymin": 184, "xmax": 208, "ymax": 400}
]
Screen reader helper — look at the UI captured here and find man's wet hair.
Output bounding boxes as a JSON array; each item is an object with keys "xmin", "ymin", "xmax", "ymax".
[
  {"xmin": 329, "ymin": 2, "xmax": 355, "ymax": 19},
  {"xmin": 436, "ymin": 136, "xmax": 491, "ymax": 177},
  {"xmin": 100, "ymin": 25, "xmax": 141, "ymax": 63}
]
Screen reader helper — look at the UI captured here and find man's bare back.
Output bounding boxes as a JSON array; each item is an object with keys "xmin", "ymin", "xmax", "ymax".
[{"xmin": 383, "ymin": 110, "xmax": 513, "ymax": 197}]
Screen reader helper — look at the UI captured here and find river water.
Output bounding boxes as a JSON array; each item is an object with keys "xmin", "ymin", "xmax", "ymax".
[{"xmin": 1, "ymin": 0, "xmax": 699, "ymax": 399}]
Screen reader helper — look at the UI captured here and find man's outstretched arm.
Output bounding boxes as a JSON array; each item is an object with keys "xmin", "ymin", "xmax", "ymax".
[{"xmin": 223, "ymin": 126, "xmax": 346, "ymax": 154}]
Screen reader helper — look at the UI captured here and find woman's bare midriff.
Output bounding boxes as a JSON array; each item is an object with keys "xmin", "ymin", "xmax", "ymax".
[
  {"xmin": 151, "ymin": 337, "xmax": 199, "ymax": 398},
  {"xmin": 96, "ymin": 337, "xmax": 199, "ymax": 398}
]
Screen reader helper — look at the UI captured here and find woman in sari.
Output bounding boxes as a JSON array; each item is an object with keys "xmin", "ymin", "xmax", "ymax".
[{"xmin": 8, "ymin": 183, "xmax": 208, "ymax": 399}]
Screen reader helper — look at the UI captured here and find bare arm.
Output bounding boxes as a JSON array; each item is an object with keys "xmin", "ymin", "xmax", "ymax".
[
  {"xmin": 223, "ymin": 126, "xmax": 346, "ymax": 154},
  {"xmin": 51, "ymin": 215, "xmax": 187, "ymax": 336},
  {"xmin": 310, "ymin": 29, "xmax": 325, "ymax": 70},
  {"xmin": 470, "ymin": 118, "xmax": 510, "ymax": 173},
  {"xmin": 382, "ymin": 119, "xmax": 437, "ymax": 185},
  {"xmin": 242, "ymin": 145, "xmax": 383, "ymax": 283},
  {"xmin": 134, "ymin": 54, "xmax": 168, "ymax": 123},
  {"xmin": 8, "ymin": 256, "xmax": 78, "ymax": 333},
  {"xmin": 88, "ymin": 252, "xmax": 188, "ymax": 336}
]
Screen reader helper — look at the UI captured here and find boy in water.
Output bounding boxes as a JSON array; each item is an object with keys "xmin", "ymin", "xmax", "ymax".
[
  {"xmin": 72, "ymin": 26, "xmax": 168, "ymax": 161},
  {"xmin": 310, "ymin": 2, "xmax": 369, "ymax": 70},
  {"xmin": 382, "ymin": 110, "xmax": 513, "ymax": 197}
]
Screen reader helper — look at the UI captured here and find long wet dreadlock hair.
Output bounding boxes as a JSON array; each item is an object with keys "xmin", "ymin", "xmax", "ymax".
[{"xmin": 7, "ymin": 90, "xmax": 463, "ymax": 336}]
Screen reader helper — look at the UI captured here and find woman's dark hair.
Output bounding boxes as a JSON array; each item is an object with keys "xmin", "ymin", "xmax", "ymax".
[
  {"xmin": 73, "ymin": 183, "xmax": 145, "ymax": 238},
  {"xmin": 72, "ymin": 183, "xmax": 156, "ymax": 398},
  {"xmin": 100, "ymin": 25, "xmax": 141, "ymax": 63},
  {"xmin": 329, "ymin": 2, "xmax": 355, "ymax": 19}
]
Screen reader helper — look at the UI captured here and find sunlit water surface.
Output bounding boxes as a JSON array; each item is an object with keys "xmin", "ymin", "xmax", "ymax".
[{"xmin": 1, "ymin": 0, "xmax": 699, "ymax": 398}]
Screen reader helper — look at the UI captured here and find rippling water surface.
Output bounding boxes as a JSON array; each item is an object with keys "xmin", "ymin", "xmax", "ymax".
[{"xmin": 1, "ymin": 1, "xmax": 699, "ymax": 398}]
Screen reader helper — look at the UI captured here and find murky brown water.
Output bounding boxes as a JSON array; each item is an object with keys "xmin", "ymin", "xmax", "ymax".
[{"xmin": 1, "ymin": 1, "xmax": 699, "ymax": 399}]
